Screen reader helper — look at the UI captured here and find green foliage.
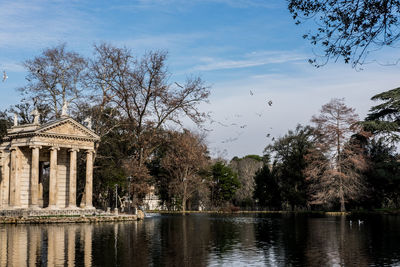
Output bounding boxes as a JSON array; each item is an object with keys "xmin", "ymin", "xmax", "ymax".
[
  {"xmin": 364, "ymin": 87, "xmax": 400, "ymax": 142},
  {"xmin": 211, "ymin": 162, "xmax": 240, "ymax": 205},
  {"xmin": 147, "ymin": 143, "xmax": 171, "ymax": 208},
  {"xmin": 253, "ymin": 165, "xmax": 281, "ymax": 209},
  {"xmin": 361, "ymin": 139, "xmax": 400, "ymax": 209},
  {"xmin": 266, "ymin": 125, "xmax": 314, "ymax": 210},
  {"xmin": 92, "ymin": 124, "xmax": 130, "ymax": 209},
  {"xmin": 243, "ymin": 154, "xmax": 263, "ymax": 162},
  {"xmin": 231, "ymin": 154, "xmax": 264, "ymax": 162},
  {"xmin": 0, "ymin": 111, "xmax": 11, "ymax": 142}
]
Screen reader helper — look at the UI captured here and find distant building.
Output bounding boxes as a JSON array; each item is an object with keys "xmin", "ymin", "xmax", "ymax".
[{"xmin": 142, "ymin": 186, "xmax": 164, "ymax": 210}]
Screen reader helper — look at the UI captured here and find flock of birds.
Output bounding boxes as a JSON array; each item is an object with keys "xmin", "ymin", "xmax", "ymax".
[{"xmin": 204, "ymin": 89, "xmax": 275, "ymax": 145}]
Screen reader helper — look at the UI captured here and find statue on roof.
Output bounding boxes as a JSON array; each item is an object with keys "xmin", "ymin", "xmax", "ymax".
[
  {"xmin": 31, "ymin": 109, "xmax": 40, "ymax": 124},
  {"xmin": 84, "ymin": 116, "xmax": 92, "ymax": 130},
  {"xmin": 61, "ymin": 100, "xmax": 69, "ymax": 117},
  {"xmin": 13, "ymin": 113, "xmax": 18, "ymax": 126}
]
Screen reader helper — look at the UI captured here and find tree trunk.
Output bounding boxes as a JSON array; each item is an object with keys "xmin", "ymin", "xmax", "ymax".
[{"xmin": 182, "ymin": 196, "xmax": 186, "ymax": 212}]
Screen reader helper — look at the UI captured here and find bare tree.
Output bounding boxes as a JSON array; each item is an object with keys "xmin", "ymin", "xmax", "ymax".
[
  {"xmin": 90, "ymin": 43, "xmax": 210, "ymax": 201},
  {"xmin": 21, "ymin": 43, "xmax": 88, "ymax": 118},
  {"xmin": 161, "ymin": 130, "xmax": 209, "ymax": 212},
  {"xmin": 306, "ymin": 98, "xmax": 368, "ymax": 211},
  {"xmin": 230, "ymin": 156, "xmax": 263, "ymax": 206}
]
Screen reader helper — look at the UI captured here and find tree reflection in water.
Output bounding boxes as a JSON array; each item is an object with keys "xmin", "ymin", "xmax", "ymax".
[{"xmin": 0, "ymin": 214, "xmax": 399, "ymax": 266}]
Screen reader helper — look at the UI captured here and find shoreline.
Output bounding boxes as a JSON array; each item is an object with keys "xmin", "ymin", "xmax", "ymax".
[
  {"xmin": 145, "ymin": 209, "xmax": 400, "ymax": 216},
  {"xmin": 0, "ymin": 214, "xmax": 141, "ymax": 224}
]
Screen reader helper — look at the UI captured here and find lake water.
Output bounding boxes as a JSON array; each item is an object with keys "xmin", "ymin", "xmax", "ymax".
[{"xmin": 0, "ymin": 213, "xmax": 399, "ymax": 266}]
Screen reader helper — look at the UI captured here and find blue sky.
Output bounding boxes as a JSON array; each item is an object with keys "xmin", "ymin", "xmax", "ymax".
[{"xmin": 1, "ymin": 0, "xmax": 399, "ymax": 159}]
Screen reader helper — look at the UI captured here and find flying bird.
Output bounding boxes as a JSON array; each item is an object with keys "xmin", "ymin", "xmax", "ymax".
[
  {"xmin": 267, "ymin": 100, "xmax": 273, "ymax": 106},
  {"xmin": 240, "ymin": 124, "xmax": 247, "ymax": 129},
  {"xmin": 266, "ymin": 133, "xmax": 270, "ymax": 138},
  {"xmin": 250, "ymin": 90, "xmax": 254, "ymax": 96},
  {"xmin": 222, "ymin": 137, "xmax": 239, "ymax": 143},
  {"xmin": 2, "ymin": 71, "xmax": 8, "ymax": 82}
]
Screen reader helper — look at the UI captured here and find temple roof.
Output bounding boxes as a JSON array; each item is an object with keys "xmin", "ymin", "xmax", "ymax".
[{"xmin": 5, "ymin": 117, "xmax": 100, "ymax": 142}]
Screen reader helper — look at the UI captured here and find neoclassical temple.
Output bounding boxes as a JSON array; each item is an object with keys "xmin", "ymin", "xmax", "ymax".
[{"xmin": 0, "ymin": 113, "xmax": 100, "ymax": 211}]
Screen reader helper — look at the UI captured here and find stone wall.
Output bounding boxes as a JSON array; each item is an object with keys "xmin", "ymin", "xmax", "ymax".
[
  {"xmin": 56, "ymin": 148, "xmax": 69, "ymax": 208},
  {"xmin": 20, "ymin": 148, "xmax": 31, "ymax": 208},
  {"xmin": 0, "ymin": 214, "xmax": 140, "ymax": 224},
  {"xmin": 1, "ymin": 150, "xmax": 10, "ymax": 207}
]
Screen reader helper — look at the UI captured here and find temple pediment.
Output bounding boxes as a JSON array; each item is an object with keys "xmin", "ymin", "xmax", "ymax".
[{"xmin": 36, "ymin": 118, "xmax": 100, "ymax": 140}]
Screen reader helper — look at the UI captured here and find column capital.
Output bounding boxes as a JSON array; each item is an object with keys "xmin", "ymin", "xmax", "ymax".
[
  {"xmin": 85, "ymin": 149, "xmax": 95, "ymax": 154},
  {"xmin": 29, "ymin": 145, "xmax": 42, "ymax": 150},
  {"xmin": 10, "ymin": 146, "xmax": 18, "ymax": 151},
  {"xmin": 69, "ymin": 148, "xmax": 80, "ymax": 153},
  {"xmin": 49, "ymin": 146, "xmax": 60, "ymax": 151}
]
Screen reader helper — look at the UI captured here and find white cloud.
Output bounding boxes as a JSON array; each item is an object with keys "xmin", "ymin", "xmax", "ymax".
[
  {"xmin": 116, "ymin": 0, "xmax": 277, "ymax": 10},
  {"xmin": 1, "ymin": 62, "xmax": 25, "ymax": 72},
  {"xmin": 116, "ymin": 32, "xmax": 206, "ymax": 52},
  {"xmin": 191, "ymin": 51, "xmax": 306, "ymax": 71},
  {"xmin": 0, "ymin": 0, "xmax": 96, "ymax": 49}
]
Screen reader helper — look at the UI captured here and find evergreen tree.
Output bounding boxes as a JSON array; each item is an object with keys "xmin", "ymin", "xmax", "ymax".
[
  {"xmin": 210, "ymin": 162, "xmax": 240, "ymax": 206},
  {"xmin": 364, "ymin": 87, "xmax": 400, "ymax": 142},
  {"xmin": 363, "ymin": 139, "xmax": 400, "ymax": 209},
  {"xmin": 253, "ymin": 165, "xmax": 281, "ymax": 210},
  {"xmin": 266, "ymin": 125, "xmax": 314, "ymax": 210}
]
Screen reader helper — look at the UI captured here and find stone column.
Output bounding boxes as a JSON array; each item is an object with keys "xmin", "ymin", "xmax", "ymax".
[
  {"xmin": 38, "ymin": 162, "xmax": 44, "ymax": 207},
  {"xmin": 30, "ymin": 146, "xmax": 41, "ymax": 208},
  {"xmin": 68, "ymin": 149, "xmax": 78, "ymax": 208},
  {"xmin": 48, "ymin": 147, "xmax": 59, "ymax": 209},
  {"xmin": 1, "ymin": 151, "xmax": 10, "ymax": 208},
  {"xmin": 9, "ymin": 147, "xmax": 20, "ymax": 207},
  {"xmin": 84, "ymin": 150, "xmax": 94, "ymax": 209},
  {"xmin": 0, "ymin": 151, "xmax": 3, "ymax": 209}
]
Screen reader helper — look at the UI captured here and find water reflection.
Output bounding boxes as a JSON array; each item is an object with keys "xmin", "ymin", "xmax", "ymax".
[{"xmin": 0, "ymin": 214, "xmax": 399, "ymax": 266}]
